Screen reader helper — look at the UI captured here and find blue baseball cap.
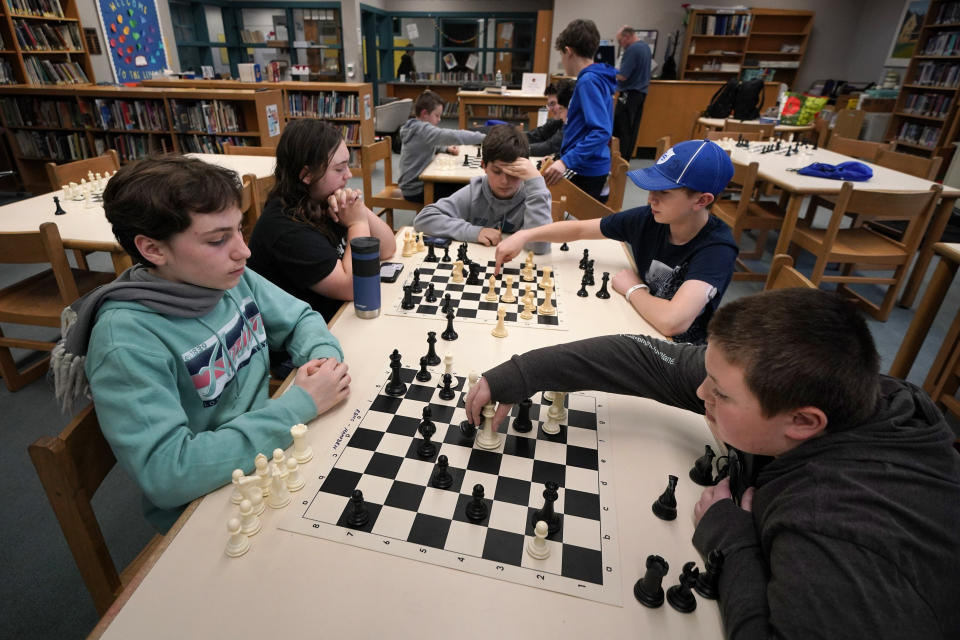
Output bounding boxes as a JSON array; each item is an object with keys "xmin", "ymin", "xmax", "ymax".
[{"xmin": 627, "ymin": 139, "xmax": 734, "ymax": 196}]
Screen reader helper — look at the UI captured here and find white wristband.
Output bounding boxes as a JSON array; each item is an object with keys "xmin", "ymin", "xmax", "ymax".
[{"xmin": 625, "ymin": 283, "xmax": 648, "ymax": 302}]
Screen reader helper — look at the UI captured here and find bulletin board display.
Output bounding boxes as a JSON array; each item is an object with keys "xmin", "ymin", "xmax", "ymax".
[{"xmin": 96, "ymin": 0, "xmax": 170, "ymax": 82}]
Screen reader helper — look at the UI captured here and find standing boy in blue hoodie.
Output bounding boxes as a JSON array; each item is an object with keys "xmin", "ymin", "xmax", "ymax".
[
  {"xmin": 542, "ymin": 19, "xmax": 617, "ymax": 202},
  {"xmin": 52, "ymin": 156, "xmax": 350, "ymax": 532},
  {"xmin": 398, "ymin": 90, "xmax": 486, "ymax": 203},
  {"xmin": 413, "ymin": 124, "xmax": 551, "ymax": 254}
]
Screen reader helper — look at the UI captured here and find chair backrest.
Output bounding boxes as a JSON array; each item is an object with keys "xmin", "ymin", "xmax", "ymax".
[
  {"xmin": 655, "ymin": 135, "xmax": 671, "ymax": 159},
  {"xmin": 374, "ymin": 98, "xmax": 413, "ymax": 133},
  {"xmin": 362, "ymin": 137, "xmax": 393, "ymax": 194},
  {"xmin": 831, "ymin": 182, "xmax": 942, "ymax": 254},
  {"xmin": 240, "ymin": 173, "xmax": 274, "ymax": 242},
  {"xmin": 875, "ymin": 147, "xmax": 942, "ymax": 180},
  {"xmin": 706, "ymin": 130, "xmax": 764, "ymax": 141},
  {"xmin": 605, "ymin": 155, "xmax": 630, "ymax": 211},
  {"xmin": 723, "ymin": 120, "xmax": 774, "ymax": 138},
  {"xmin": 609, "ymin": 136, "xmax": 621, "ymax": 165},
  {"xmin": 764, "ymin": 254, "xmax": 816, "ymax": 290},
  {"xmin": 0, "ymin": 222, "xmax": 80, "ymax": 304},
  {"xmin": 548, "ymin": 176, "xmax": 615, "ymax": 221},
  {"xmin": 833, "ymin": 108, "xmax": 865, "ymax": 140},
  {"xmin": 223, "ymin": 143, "xmax": 276, "ymax": 157},
  {"xmin": 827, "ymin": 135, "xmax": 888, "ymax": 162},
  {"xmin": 46, "ymin": 150, "xmax": 120, "ymax": 190}
]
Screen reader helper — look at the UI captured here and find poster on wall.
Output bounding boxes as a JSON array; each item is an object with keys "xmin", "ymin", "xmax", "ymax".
[
  {"xmin": 886, "ymin": 0, "xmax": 930, "ymax": 67},
  {"xmin": 96, "ymin": 0, "xmax": 170, "ymax": 82}
]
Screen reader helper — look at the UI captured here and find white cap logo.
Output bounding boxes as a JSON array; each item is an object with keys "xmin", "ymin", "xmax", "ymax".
[{"xmin": 657, "ymin": 148, "xmax": 675, "ymax": 165}]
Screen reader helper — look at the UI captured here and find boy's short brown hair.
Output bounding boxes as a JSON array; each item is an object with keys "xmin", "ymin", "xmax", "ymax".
[
  {"xmin": 482, "ymin": 124, "xmax": 530, "ymax": 165},
  {"xmin": 415, "ymin": 90, "xmax": 444, "ymax": 118},
  {"xmin": 708, "ymin": 288, "xmax": 880, "ymax": 430},
  {"xmin": 103, "ymin": 155, "xmax": 242, "ymax": 266},
  {"xmin": 555, "ymin": 19, "xmax": 600, "ymax": 59}
]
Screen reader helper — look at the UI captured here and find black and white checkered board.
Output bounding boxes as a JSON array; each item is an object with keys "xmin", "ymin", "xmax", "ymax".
[
  {"xmin": 279, "ymin": 366, "xmax": 621, "ymax": 605},
  {"xmin": 461, "ymin": 155, "xmax": 482, "ymax": 168},
  {"xmin": 386, "ymin": 259, "xmax": 566, "ymax": 329}
]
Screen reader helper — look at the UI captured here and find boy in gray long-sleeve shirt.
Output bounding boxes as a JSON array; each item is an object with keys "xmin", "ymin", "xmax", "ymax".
[{"xmin": 413, "ymin": 124, "xmax": 552, "ymax": 254}]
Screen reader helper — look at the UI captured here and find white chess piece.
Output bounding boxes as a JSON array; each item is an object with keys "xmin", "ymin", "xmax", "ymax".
[
  {"xmin": 267, "ymin": 466, "xmax": 291, "ymax": 508},
  {"xmin": 542, "ymin": 414, "xmax": 561, "ymax": 435},
  {"xmin": 238, "ymin": 476, "xmax": 265, "ymax": 515},
  {"xmin": 444, "ymin": 352, "xmax": 454, "ymax": 376},
  {"xmin": 452, "ymin": 260, "xmax": 465, "ymax": 283},
  {"xmin": 476, "ymin": 403, "xmax": 504, "ymax": 450},
  {"xmin": 526, "ymin": 520, "xmax": 551, "ymax": 560},
  {"xmin": 230, "ymin": 468, "xmax": 245, "ymax": 504},
  {"xmin": 225, "ymin": 517, "xmax": 250, "ymax": 557},
  {"xmin": 285, "ymin": 457, "xmax": 305, "ymax": 491},
  {"xmin": 501, "ymin": 275, "xmax": 516, "ymax": 303},
  {"xmin": 538, "ymin": 283, "xmax": 556, "ymax": 316},
  {"xmin": 538, "ymin": 266, "xmax": 553, "ymax": 290},
  {"xmin": 491, "ymin": 307, "xmax": 508, "ymax": 338},
  {"xmin": 254, "ymin": 453, "xmax": 271, "ymax": 496},
  {"xmin": 416, "ymin": 231, "xmax": 426, "ymax": 252},
  {"xmin": 402, "ymin": 230, "xmax": 415, "ymax": 257},
  {"xmin": 485, "ymin": 275, "xmax": 499, "ymax": 301},
  {"xmin": 272, "ymin": 448, "xmax": 287, "ymax": 476},
  {"xmin": 547, "ymin": 391, "xmax": 567, "ymax": 423},
  {"xmin": 520, "ymin": 295, "xmax": 535, "ymax": 320},
  {"xmin": 291, "ymin": 423, "xmax": 313, "ymax": 463},
  {"xmin": 238, "ymin": 499, "xmax": 261, "ymax": 536}
]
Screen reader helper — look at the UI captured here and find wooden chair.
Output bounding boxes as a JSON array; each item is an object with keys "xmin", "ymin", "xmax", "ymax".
[
  {"xmin": 789, "ymin": 182, "xmax": 942, "ymax": 321},
  {"xmin": 711, "ymin": 159, "xmax": 787, "ymax": 281},
  {"xmin": 655, "ymin": 135, "xmax": 671, "ymax": 159},
  {"xmin": 28, "ymin": 404, "xmax": 164, "ymax": 616},
  {"xmin": 874, "ymin": 147, "xmax": 942, "ymax": 180},
  {"xmin": 763, "ymin": 254, "xmax": 816, "ymax": 291},
  {"xmin": 0, "ymin": 222, "xmax": 115, "ymax": 391},
  {"xmin": 45, "ymin": 150, "xmax": 120, "ymax": 191},
  {"xmin": 805, "ymin": 105, "xmax": 835, "ymax": 147},
  {"xmin": 706, "ymin": 130, "xmax": 764, "ymax": 142},
  {"xmin": 832, "ymin": 108, "xmax": 865, "ymax": 140},
  {"xmin": 549, "ymin": 179, "xmax": 615, "ymax": 221},
  {"xmin": 604, "ymin": 155, "xmax": 630, "ymax": 211},
  {"xmin": 723, "ymin": 120, "xmax": 774, "ymax": 138},
  {"xmin": 826, "ymin": 135, "xmax": 888, "ymax": 162},
  {"xmin": 361, "ymin": 136, "xmax": 422, "ymax": 229},
  {"xmin": 239, "ymin": 172, "xmax": 274, "ymax": 242},
  {"xmin": 223, "ymin": 143, "xmax": 276, "ymax": 157}
]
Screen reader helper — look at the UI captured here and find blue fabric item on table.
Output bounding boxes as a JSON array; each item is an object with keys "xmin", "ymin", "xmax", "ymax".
[{"xmin": 796, "ymin": 161, "xmax": 873, "ymax": 181}]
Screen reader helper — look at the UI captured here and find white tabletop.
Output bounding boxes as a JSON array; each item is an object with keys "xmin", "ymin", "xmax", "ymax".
[
  {"xmin": 185, "ymin": 153, "xmax": 276, "ymax": 179},
  {"xmin": 97, "ymin": 230, "xmax": 724, "ymax": 639},
  {"xmin": 698, "ymin": 116, "xmax": 813, "ymax": 132}
]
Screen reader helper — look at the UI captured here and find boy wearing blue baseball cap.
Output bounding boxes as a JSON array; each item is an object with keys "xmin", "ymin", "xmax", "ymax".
[{"xmin": 495, "ymin": 139, "xmax": 737, "ymax": 344}]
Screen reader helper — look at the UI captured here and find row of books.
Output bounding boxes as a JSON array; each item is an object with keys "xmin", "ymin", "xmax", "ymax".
[
  {"xmin": 934, "ymin": 2, "xmax": 960, "ymax": 25},
  {"xmin": 177, "ymin": 135, "xmax": 259, "ymax": 154},
  {"xmin": 169, "ymin": 99, "xmax": 246, "ymax": 133},
  {"xmin": 466, "ymin": 105, "xmax": 532, "ymax": 120},
  {"xmin": 901, "ymin": 93, "xmax": 954, "ymax": 118},
  {"xmin": 402, "ymin": 72, "xmax": 510, "ymax": 84},
  {"xmin": 913, "ymin": 61, "xmax": 960, "ymax": 87},
  {"xmin": 92, "ymin": 133, "xmax": 172, "ymax": 162},
  {"xmin": 13, "ymin": 18, "xmax": 83, "ymax": 51},
  {"xmin": 287, "ymin": 91, "xmax": 360, "ymax": 118},
  {"xmin": 334, "ymin": 123, "xmax": 361, "ymax": 144},
  {"xmin": 0, "ymin": 60, "xmax": 16, "ymax": 85},
  {"xmin": 90, "ymin": 98, "xmax": 168, "ymax": 131},
  {"xmin": 24, "ymin": 56, "xmax": 89, "ymax": 85},
  {"xmin": 693, "ymin": 13, "xmax": 751, "ymax": 36},
  {"xmin": 14, "ymin": 129, "xmax": 89, "ymax": 162},
  {"xmin": 0, "ymin": 96, "xmax": 83, "ymax": 128},
  {"xmin": 895, "ymin": 122, "xmax": 941, "ymax": 148},
  {"xmin": 920, "ymin": 31, "xmax": 960, "ymax": 56},
  {"xmin": 6, "ymin": 0, "xmax": 65, "ymax": 18}
]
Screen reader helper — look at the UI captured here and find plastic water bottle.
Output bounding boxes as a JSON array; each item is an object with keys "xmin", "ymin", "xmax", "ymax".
[{"xmin": 495, "ymin": 70, "xmax": 503, "ymax": 88}]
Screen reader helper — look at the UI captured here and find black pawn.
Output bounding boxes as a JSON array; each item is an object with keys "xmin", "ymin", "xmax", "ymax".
[
  {"xmin": 532, "ymin": 480, "xmax": 561, "ymax": 535},
  {"xmin": 442, "ymin": 244, "xmax": 451, "ymax": 262},
  {"xmin": 511, "ymin": 398, "xmax": 533, "ymax": 433},
  {"xmin": 667, "ymin": 562, "xmax": 699, "ymax": 613},
  {"xmin": 425, "ymin": 283, "xmax": 437, "ymax": 303},
  {"xmin": 441, "ymin": 309, "xmax": 458, "ymax": 341},
  {"xmin": 432, "ymin": 455, "xmax": 453, "ymax": 489},
  {"xmin": 462, "ymin": 154, "xmax": 470, "ymax": 167},
  {"xmin": 411, "ymin": 268, "xmax": 422, "ymax": 293},
  {"xmin": 652, "ymin": 474, "xmax": 678, "ymax": 521},
  {"xmin": 425, "ymin": 331, "xmax": 441, "ymax": 366},
  {"xmin": 465, "ymin": 484, "xmax": 488, "ymax": 522},
  {"xmin": 596, "ymin": 272, "xmax": 611, "ymax": 299},
  {"xmin": 401, "ymin": 284, "xmax": 415, "ymax": 310},
  {"xmin": 689, "ymin": 444, "xmax": 717, "ymax": 486},
  {"xmin": 466, "ymin": 262, "xmax": 481, "ymax": 286},
  {"xmin": 694, "ymin": 549, "xmax": 724, "ymax": 600},
  {"xmin": 585, "ymin": 260, "xmax": 595, "ymax": 285},
  {"xmin": 53, "ymin": 196, "xmax": 66, "ymax": 215},
  {"xmin": 476, "ymin": 146, "xmax": 481, "ymax": 158},
  {"xmin": 579, "ymin": 249, "xmax": 589, "ymax": 269},
  {"xmin": 425, "ymin": 243, "xmax": 438, "ymax": 262},
  {"xmin": 560, "ymin": 242, "xmax": 569, "ymax": 251},
  {"xmin": 576, "ymin": 275, "xmax": 589, "ymax": 297},
  {"xmin": 416, "ymin": 355, "xmax": 432, "ymax": 382},
  {"xmin": 385, "ymin": 349, "xmax": 407, "ymax": 396},
  {"xmin": 346, "ymin": 489, "xmax": 369, "ymax": 528},
  {"xmin": 438, "ymin": 373, "xmax": 456, "ymax": 400},
  {"xmin": 459, "ymin": 418, "xmax": 477, "ymax": 438},
  {"xmin": 440, "ymin": 293, "xmax": 452, "ymax": 315},
  {"xmin": 417, "ymin": 408, "xmax": 437, "ymax": 458},
  {"xmin": 633, "ymin": 555, "xmax": 669, "ymax": 608}
]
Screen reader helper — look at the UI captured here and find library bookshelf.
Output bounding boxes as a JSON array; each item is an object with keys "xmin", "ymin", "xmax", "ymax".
[
  {"xmin": 0, "ymin": 85, "xmax": 282, "ymax": 193},
  {"xmin": 0, "ymin": 0, "xmax": 94, "ymax": 85}
]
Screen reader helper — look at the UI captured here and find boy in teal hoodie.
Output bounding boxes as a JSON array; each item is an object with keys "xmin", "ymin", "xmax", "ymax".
[{"xmin": 53, "ymin": 156, "xmax": 349, "ymax": 532}]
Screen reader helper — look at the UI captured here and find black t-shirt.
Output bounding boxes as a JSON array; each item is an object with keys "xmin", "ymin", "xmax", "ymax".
[{"xmin": 247, "ymin": 196, "xmax": 347, "ymax": 322}]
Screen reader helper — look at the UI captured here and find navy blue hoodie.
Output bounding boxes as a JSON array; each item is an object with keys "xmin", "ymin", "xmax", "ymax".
[{"xmin": 560, "ymin": 63, "xmax": 617, "ymax": 177}]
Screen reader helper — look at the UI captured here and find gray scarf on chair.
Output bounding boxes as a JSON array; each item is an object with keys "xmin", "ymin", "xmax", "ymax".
[{"xmin": 52, "ymin": 264, "xmax": 225, "ymax": 412}]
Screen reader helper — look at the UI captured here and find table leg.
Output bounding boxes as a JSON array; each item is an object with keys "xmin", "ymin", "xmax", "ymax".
[
  {"xmin": 901, "ymin": 196, "xmax": 957, "ymax": 308},
  {"xmin": 772, "ymin": 192, "xmax": 804, "ymax": 256},
  {"xmin": 888, "ymin": 255, "xmax": 957, "ymax": 380},
  {"xmin": 424, "ymin": 181, "xmax": 435, "ymax": 205},
  {"xmin": 459, "ymin": 102, "xmax": 467, "ymax": 130}
]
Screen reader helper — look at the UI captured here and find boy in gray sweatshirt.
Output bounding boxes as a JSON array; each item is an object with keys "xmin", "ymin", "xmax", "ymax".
[
  {"xmin": 398, "ymin": 90, "xmax": 486, "ymax": 202},
  {"xmin": 413, "ymin": 124, "xmax": 552, "ymax": 254}
]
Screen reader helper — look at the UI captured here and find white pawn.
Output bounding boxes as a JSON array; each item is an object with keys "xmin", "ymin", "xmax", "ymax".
[
  {"xmin": 526, "ymin": 520, "xmax": 550, "ymax": 559},
  {"xmin": 225, "ymin": 517, "xmax": 250, "ymax": 557},
  {"xmin": 272, "ymin": 448, "xmax": 287, "ymax": 476},
  {"xmin": 285, "ymin": 457, "xmax": 305, "ymax": 491},
  {"xmin": 485, "ymin": 275, "xmax": 499, "ymax": 301},
  {"xmin": 238, "ymin": 499, "xmax": 261, "ymax": 536},
  {"xmin": 491, "ymin": 307, "xmax": 508, "ymax": 338},
  {"xmin": 542, "ymin": 413, "xmax": 561, "ymax": 435},
  {"xmin": 520, "ymin": 295, "xmax": 535, "ymax": 320},
  {"xmin": 501, "ymin": 275, "xmax": 516, "ymax": 303},
  {"xmin": 444, "ymin": 352, "xmax": 454, "ymax": 376},
  {"xmin": 291, "ymin": 423, "xmax": 313, "ymax": 463},
  {"xmin": 476, "ymin": 402, "xmax": 504, "ymax": 450},
  {"xmin": 267, "ymin": 466, "xmax": 291, "ymax": 508},
  {"xmin": 254, "ymin": 453, "xmax": 271, "ymax": 496},
  {"xmin": 238, "ymin": 476, "xmax": 265, "ymax": 515},
  {"xmin": 230, "ymin": 468, "xmax": 245, "ymax": 504},
  {"xmin": 416, "ymin": 231, "xmax": 426, "ymax": 252}
]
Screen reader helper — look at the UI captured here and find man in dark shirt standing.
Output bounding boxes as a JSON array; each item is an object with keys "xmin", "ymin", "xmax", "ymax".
[{"xmin": 614, "ymin": 26, "xmax": 651, "ymax": 160}]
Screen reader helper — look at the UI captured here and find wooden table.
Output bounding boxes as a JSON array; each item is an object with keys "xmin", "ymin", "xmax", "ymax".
[
  {"xmin": 457, "ymin": 90, "xmax": 547, "ymax": 130},
  {"xmin": 695, "ymin": 117, "xmax": 814, "ymax": 138},
  {"xmin": 92, "ymin": 230, "xmax": 724, "ymax": 640},
  {"xmin": 419, "ymin": 145, "xmax": 545, "ymax": 205},
  {"xmin": 186, "ymin": 153, "xmax": 276, "ymax": 179}
]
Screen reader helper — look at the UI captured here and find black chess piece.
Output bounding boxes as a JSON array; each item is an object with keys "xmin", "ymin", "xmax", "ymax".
[
  {"xmin": 416, "ymin": 355, "xmax": 432, "ymax": 382},
  {"xmin": 666, "ymin": 562, "xmax": 699, "ymax": 613},
  {"xmin": 385, "ymin": 349, "xmax": 407, "ymax": 396},
  {"xmin": 579, "ymin": 249, "xmax": 589, "ymax": 269},
  {"xmin": 411, "ymin": 268, "xmax": 422, "ymax": 293},
  {"xmin": 441, "ymin": 309, "xmax": 458, "ymax": 341},
  {"xmin": 442, "ymin": 244, "xmax": 451, "ymax": 262},
  {"xmin": 425, "ymin": 331, "xmax": 442, "ymax": 366},
  {"xmin": 463, "ymin": 154, "xmax": 470, "ymax": 167},
  {"xmin": 694, "ymin": 549, "xmax": 723, "ymax": 600},
  {"xmin": 577, "ymin": 275, "xmax": 590, "ymax": 297},
  {"xmin": 585, "ymin": 260, "xmax": 595, "ymax": 285},
  {"xmin": 776, "ymin": 140, "xmax": 781, "ymax": 151},
  {"xmin": 652, "ymin": 474, "xmax": 678, "ymax": 521},
  {"xmin": 346, "ymin": 489, "xmax": 369, "ymax": 528},
  {"xmin": 459, "ymin": 418, "xmax": 477, "ymax": 438},
  {"xmin": 458, "ymin": 242, "xmax": 471, "ymax": 266},
  {"xmin": 417, "ymin": 410, "xmax": 437, "ymax": 458},
  {"xmin": 476, "ymin": 146, "xmax": 481, "ymax": 158},
  {"xmin": 438, "ymin": 373, "xmax": 456, "ymax": 400},
  {"xmin": 400, "ymin": 284, "xmax": 415, "ymax": 310},
  {"xmin": 785, "ymin": 147, "xmax": 792, "ymax": 157},
  {"xmin": 53, "ymin": 196, "xmax": 66, "ymax": 215},
  {"xmin": 689, "ymin": 444, "xmax": 717, "ymax": 486},
  {"xmin": 440, "ymin": 293, "xmax": 452, "ymax": 315},
  {"xmin": 466, "ymin": 263, "xmax": 481, "ymax": 286},
  {"xmin": 634, "ymin": 555, "xmax": 669, "ymax": 608},
  {"xmin": 511, "ymin": 398, "xmax": 533, "ymax": 433},
  {"xmin": 425, "ymin": 243, "xmax": 438, "ymax": 262},
  {"xmin": 560, "ymin": 242, "xmax": 569, "ymax": 251},
  {"xmin": 431, "ymin": 455, "xmax": 453, "ymax": 489},
  {"xmin": 536, "ymin": 159, "xmax": 542, "ymax": 170},
  {"xmin": 424, "ymin": 283, "xmax": 437, "ymax": 303},
  {"xmin": 465, "ymin": 484, "xmax": 488, "ymax": 522},
  {"xmin": 532, "ymin": 480, "xmax": 562, "ymax": 535},
  {"xmin": 596, "ymin": 272, "xmax": 611, "ymax": 299}
]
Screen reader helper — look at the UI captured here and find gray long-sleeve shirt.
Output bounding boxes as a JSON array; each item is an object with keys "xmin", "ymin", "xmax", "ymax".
[{"xmin": 398, "ymin": 118, "xmax": 485, "ymax": 197}]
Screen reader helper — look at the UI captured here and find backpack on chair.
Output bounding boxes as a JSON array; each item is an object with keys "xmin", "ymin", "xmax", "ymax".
[
  {"xmin": 704, "ymin": 78, "xmax": 739, "ymax": 118},
  {"xmin": 733, "ymin": 78, "xmax": 765, "ymax": 120}
]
